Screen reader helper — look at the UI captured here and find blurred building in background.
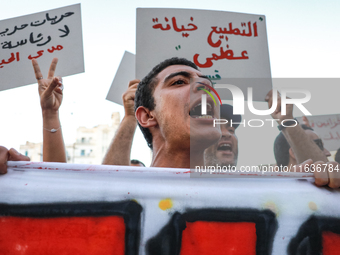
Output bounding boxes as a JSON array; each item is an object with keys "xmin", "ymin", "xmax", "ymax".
[{"xmin": 20, "ymin": 112, "xmax": 120, "ymax": 165}]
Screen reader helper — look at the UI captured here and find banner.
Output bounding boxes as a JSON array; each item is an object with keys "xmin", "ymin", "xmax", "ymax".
[{"xmin": 1, "ymin": 162, "xmax": 340, "ymax": 254}]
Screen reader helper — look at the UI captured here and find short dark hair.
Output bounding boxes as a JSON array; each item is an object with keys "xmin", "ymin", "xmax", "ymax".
[
  {"xmin": 134, "ymin": 57, "xmax": 198, "ymax": 149},
  {"xmin": 274, "ymin": 124, "xmax": 314, "ymax": 167},
  {"xmin": 130, "ymin": 159, "xmax": 145, "ymax": 167},
  {"xmin": 335, "ymin": 148, "xmax": 340, "ymax": 164}
]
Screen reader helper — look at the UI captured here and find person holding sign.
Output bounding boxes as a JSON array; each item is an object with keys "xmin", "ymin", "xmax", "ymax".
[
  {"xmin": 102, "ymin": 79, "xmax": 140, "ymax": 166},
  {"xmin": 134, "ymin": 57, "xmax": 221, "ymax": 168},
  {"xmin": 32, "ymin": 58, "xmax": 66, "ymax": 163},
  {"xmin": 204, "ymin": 104, "xmax": 240, "ymax": 168},
  {"xmin": 0, "ymin": 58, "xmax": 66, "ymax": 172},
  {"xmin": 0, "ymin": 147, "xmax": 30, "ymax": 174},
  {"xmin": 266, "ymin": 91, "xmax": 340, "ymax": 188}
]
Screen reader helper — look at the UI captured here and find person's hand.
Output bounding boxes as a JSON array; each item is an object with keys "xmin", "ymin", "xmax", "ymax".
[
  {"xmin": 122, "ymin": 79, "xmax": 140, "ymax": 117},
  {"xmin": 312, "ymin": 161, "xmax": 340, "ymax": 189},
  {"xmin": 265, "ymin": 89, "xmax": 294, "ymax": 123},
  {"xmin": 32, "ymin": 58, "xmax": 63, "ymax": 113},
  {"xmin": 292, "ymin": 159, "xmax": 313, "ymax": 172},
  {"xmin": 0, "ymin": 146, "xmax": 30, "ymax": 174}
]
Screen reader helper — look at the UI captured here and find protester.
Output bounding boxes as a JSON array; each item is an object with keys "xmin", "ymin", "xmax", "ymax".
[
  {"xmin": 204, "ymin": 104, "xmax": 240, "ymax": 167},
  {"xmin": 267, "ymin": 91, "xmax": 340, "ymax": 188},
  {"xmin": 32, "ymin": 58, "xmax": 66, "ymax": 163},
  {"xmin": 0, "ymin": 146, "xmax": 30, "ymax": 174},
  {"xmin": 0, "ymin": 58, "xmax": 66, "ymax": 170},
  {"xmin": 134, "ymin": 57, "xmax": 221, "ymax": 168},
  {"xmin": 335, "ymin": 148, "xmax": 340, "ymax": 164},
  {"xmin": 2, "ymin": 56, "xmax": 339, "ymax": 189},
  {"xmin": 102, "ymin": 79, "xmax": 140, "ymax": 166},
  {"xmin": 274, "ymin": 124, "xmax": 331, "ymax": 168}
]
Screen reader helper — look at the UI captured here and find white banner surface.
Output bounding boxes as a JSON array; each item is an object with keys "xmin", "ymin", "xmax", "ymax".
[{"xmin": 1, "ymin": 162, "xmax": 340, "ymax": 254}]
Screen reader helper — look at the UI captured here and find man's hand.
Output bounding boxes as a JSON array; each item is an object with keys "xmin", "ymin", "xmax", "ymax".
[
  {"xmin": 292, "ymin": 159, "xmax": 313, "ymax": 172},
  {"xmin": 312, "ymin": 161, "xmax": 340, "ymax": 189},
  {"xmin": 123, "ymin": 79, "xmax": 140, "ymax": 117},
  {"xmin": 32, "ymin": 58, "xmax": 63, "ymax": 113},
  {"xmin": 0, "ymin": 146, "xmax": 30, "ymax": 174},
  {"xmin": 265, "ymin": 89, "xmax": 294, "ymax": 123}
]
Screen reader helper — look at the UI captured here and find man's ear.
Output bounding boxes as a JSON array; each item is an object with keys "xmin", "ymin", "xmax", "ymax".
[
  {"xmin": 289, "ymin": 148, "xmax": 296, "ymax": 160},
  {"xmin": 135, "ymin": 106, "xmax": 158, "ymax": 128}
]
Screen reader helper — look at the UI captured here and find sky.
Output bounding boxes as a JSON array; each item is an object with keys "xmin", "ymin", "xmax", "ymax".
[{"xmin": 0, "ymin": 0, "xmax": 339, "ymax": 167}]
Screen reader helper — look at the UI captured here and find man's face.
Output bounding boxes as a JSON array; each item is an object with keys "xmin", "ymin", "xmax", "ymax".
[
  {"xmin": 151, "ymin": 65, "xmax": 221, "ymax": 151},
  {"xmin": 204, "ymin": 122, "xmax": 238, "ymax": 167}
]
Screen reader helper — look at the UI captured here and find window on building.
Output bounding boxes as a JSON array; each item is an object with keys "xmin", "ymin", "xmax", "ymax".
[{"xmin": 80, "ymin": 150, "xmax": 85, "ymax": 156}]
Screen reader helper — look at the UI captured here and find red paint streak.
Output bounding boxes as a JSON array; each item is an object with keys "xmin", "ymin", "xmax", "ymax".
[
  {"xmin": 0, "ymin": 216, "xmax": 125, "ymax": 255},
  {"xmin": 181, "ymin": 221, "xmax": 256, "ymax": 255},
  {"xmin": 322, "ymin": 231, "xmax": 340, "ymax": 255}
]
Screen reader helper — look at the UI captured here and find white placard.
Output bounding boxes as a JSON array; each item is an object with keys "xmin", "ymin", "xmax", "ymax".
[
  {"xmin": 136, "ymin": 8, "xmax": 272, "ymax": 101},
  {"xmin": 106, "ymin": 51, "xmax": 135, "ymax": 105},
  {"xmin": 297, "ymin": 114, "xmax": 340, "ymax": 151},
  {"xmin": 0, "ymin": 4, "xmax": 84, "ymax": 91}
]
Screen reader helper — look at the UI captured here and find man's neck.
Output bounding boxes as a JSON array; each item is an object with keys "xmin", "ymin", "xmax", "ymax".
[{"xmin": 150, "ymin": 142, "xmax": 205, "ymax": 168}]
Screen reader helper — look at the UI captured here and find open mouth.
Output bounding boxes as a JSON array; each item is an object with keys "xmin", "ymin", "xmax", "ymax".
[
  {"xmin": 217, "ymin": 143, "xmax": 232, "ymax": 151},
  {"xmin": 189, "ymin": 102, "xmax": 213, "ymax": 118}
]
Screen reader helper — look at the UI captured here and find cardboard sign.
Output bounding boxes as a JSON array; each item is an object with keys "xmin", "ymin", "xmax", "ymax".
[
  {"xmin": 297, "ymin": 114, "xmax": 340, "ymax": 151},
  {"xmin": 136, "ymin": 8, "xmax": 272, "ymax": 101},
  {"xmin": 1, "ymin": 162, "xmax": 340, "ymax": 254},
  {"xmin": 0, "ymin": 4, "xmax": 84, "ymax": 91},
  {"xmin": 106, "ymin": 51, "xmax": 135, "ymax": 105}
]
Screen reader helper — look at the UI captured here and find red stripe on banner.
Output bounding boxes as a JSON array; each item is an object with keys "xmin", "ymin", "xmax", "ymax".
[
  {"xmin": 322, "ymin": 231, "xmax": 340, "ymax": 255},
  {"xmin": 181, "ymin": 221, "xmax": 256, "ymax": 255},
  {"xmin": 0, "ymin": 216, "xmax": 125, "ymax": 255}
]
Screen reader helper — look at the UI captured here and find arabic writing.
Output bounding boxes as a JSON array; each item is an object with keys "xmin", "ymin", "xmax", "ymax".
[
  {"xmin": 152, "ymin": 17, "xmax": 260, "ymax": 68},
  {"xmin": 308, "ymin": 116, "xmax": 340, "ymax": 141},
  {"xmin": 1, "ymin": 26, "xmax": 69, "ymax": 50},
  {"xmin": 0, "ymin": 12, "xmax": 74, "ymax": 37},
  {"xmin": 0, "ymin": 10, "xmax": 73, "ymax": 50},
  {"xmin": 0, "ymin": 45, "xmax": 63, "ymax": 68},
  {"xmin": 207, "ymin": 70, "xmax": 221, "ymax": 82},
  {"xmin": 207, "ymin": 22, "xmax": 258, "ymax": 48},
  {"xmin": 152, "ymin": 17, "xmax": 197, "ymax": 37},
  {"xmin": 193, "ymin": 22, "xmax": 258, "ymax": 68},
  {"xmin": 311, "ymin": 117, "xmax": 340, "ymax": 130},
  {"xmin": 194, "ymin": 46, "xmax": 249, "ymax": 68},
  {"xmin": 0, "ymin": 52, "xmax": 20, "ymax": 68},
  {"xmin": 324, "ymin": 131, "xmax": 340, "ymax": 141}
]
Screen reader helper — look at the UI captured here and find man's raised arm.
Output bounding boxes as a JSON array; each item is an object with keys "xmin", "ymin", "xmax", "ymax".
[
  {"xmin": 102, "ymin": 79, "xmax": 140, "ymax": 165},
  {"xmin": 32, "ymin": 58, "xmax": 66, "ymax": 163},
  {"xmin": 266, "ymin": 90, "xmax": 328, "ymax": 164}
]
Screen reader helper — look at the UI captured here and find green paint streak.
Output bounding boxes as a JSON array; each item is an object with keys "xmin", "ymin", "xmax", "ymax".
[{"xmin": 198, "ymin": 88, "xmax": 217, "ymax": 106}]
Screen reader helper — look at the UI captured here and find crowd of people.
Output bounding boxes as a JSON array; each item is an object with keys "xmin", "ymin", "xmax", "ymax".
[{"xmin": 1, "ymin": 57, "xmax": 339, "ymax": 189}]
